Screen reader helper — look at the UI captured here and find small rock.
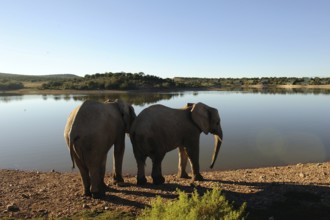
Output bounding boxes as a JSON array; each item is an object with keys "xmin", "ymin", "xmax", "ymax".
[
  {"xmin": 51, "ymin": 169, "xmax": 55, "ymax": 172},
  {"xmin": 296, "ymin": 163, "xmax": 303, "ymax": 167},
  {"xmin": 83, "ymin": 204, "xmax": 90, "ymax": 209},
  {"xmin": 7, "ymin": 203, "xmax": 20, "ymax": 212},
  {"xmin": 38, "ymin": 209, "xmax": 48, "ymax": 216},
  {"xmin": 299, "ymin": 172, "xmax": 305, "ymax": 178},
  {"xmin": 259, "ymin": 175, "xmax": 266, "ymax": 180},
  {"xmin": 104, "ymin": 206, "xmax": 109, "ymax": 210},
  {"xmin": 21, "ymin": 194, "xmax": 30, "ymax": 199}
]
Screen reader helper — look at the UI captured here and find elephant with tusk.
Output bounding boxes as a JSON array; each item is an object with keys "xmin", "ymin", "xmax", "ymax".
[
  {"xmin": 129, "ymin": 102, "xmax": 223, "ymax": 185},
  {"xmin": 64, "ymin": 99, "xmax": 136, "ymax": 198}
]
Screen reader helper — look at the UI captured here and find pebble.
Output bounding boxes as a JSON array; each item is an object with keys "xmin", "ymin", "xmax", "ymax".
[
  {"xmin": 299, "ymin": 172, "xmax": 305, "ymax": 178},
  {"xmin": 7, "ymin": 203, "xmax": 20, "ymax": 212},
  {"xmin": 21, "ymin": 193, "xmax": 30, "ymax": 199},
  {"xmin": 83, "ymin": 204, "xmax": 90, "ymax": 209}
]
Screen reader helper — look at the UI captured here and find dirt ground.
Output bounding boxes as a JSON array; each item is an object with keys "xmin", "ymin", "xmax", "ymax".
[{"xmin": 1, "ymin": 162, "xmax": 329, "ymax": 219}]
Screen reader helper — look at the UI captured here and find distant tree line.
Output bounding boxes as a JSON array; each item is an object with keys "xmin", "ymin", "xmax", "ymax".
[
  {"xmin": 40, "ymin": 72, "xmax": 177, "ymax": 90},
  {"xmin": 0, "ymin": 79, "xmax": 24, "ymax": 90},
  {"xmin": 1, "ymin": 72, "xmax": 330, "ymax": 91},
  {"xmin": 173, "ymin": 76, "xmax": 330, "ymax": 88},
  {"xmin": 40, "ymin": 73, "xmax": 330, "ymax": 90}
]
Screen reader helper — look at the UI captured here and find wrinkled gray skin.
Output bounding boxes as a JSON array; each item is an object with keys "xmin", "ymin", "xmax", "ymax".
[
  {"xmin": 64, "ymin": 99, "xmax": 135, "ymax": 198},
  {"xmin": 130, "ymin": 102, "xmax": 223, "ymax": 185}
]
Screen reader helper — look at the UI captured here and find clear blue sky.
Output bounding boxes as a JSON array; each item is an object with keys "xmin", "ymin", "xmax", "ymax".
[{"xmin": 1, "ymin": 0, "xmax": 329, "ymax": 78}]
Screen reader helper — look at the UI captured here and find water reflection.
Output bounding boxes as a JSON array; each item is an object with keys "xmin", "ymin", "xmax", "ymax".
[
  {"xmin": 0, "ymin": 92, "xmax": 180, "ymax": 106},
  {"xmin": 2, "ymin": 87, "xmax": 330, "ymax": 104},
  {"xmin": 0, "ymin": 90, "xmax": 329, "ymax": 174}
]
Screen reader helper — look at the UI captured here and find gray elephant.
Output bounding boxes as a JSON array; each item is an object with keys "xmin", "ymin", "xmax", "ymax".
[
  {"xmin": 64, "ymin": 99, "xmax": 135, "ymax": 198},
  {"xmin": 130, "ymin": 102, "xmax": 223, "ymax": 185}
]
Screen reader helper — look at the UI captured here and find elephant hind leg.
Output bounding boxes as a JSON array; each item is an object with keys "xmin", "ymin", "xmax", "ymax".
[
  {"xmin": 177, "ymin": 147, "xmax": 190, "ymax": 179},
  {"xmin": 89, "ymin": 165, "xmax": 106, "ymax": 199},
  {"xmin": 185, "ymin": 147, "xmax": 204, "ymax": 182},
  {"xmin": 73, "ymin": 154, "xmax": 91, "ymax": 196},
  {"xmin": 151, "ymin": 154, "xmax": 165, "ymax": 185},
  {"xmin": 132, "ymin": 145, "xmax": 147, "ymax": 185}
]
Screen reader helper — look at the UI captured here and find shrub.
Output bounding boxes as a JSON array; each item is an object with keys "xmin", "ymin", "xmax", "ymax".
[
  {"xmin": 138, "ymin": 188, "xmax": 247, "ymax": 220},
  {"xmin": 0, "ymin": 81, "xmax": 24, "ymax": 90}
]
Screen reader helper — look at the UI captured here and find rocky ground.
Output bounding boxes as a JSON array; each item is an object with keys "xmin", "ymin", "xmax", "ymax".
[{"xmin": 1, "ymin": 162, "xmax": 329, "ymax": 219}]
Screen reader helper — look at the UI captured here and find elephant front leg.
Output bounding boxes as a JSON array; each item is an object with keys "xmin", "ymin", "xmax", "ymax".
[
  {"xmin": 177, "ymin": 147, "xmax": 190, "ymax": 179},
  {"xmin": 112, "ymin": 138, "xmax": 125, "ymax": 184},
  {"xmin": 186, "ymin": 147, "xmax": 204, "ymax": 182}
]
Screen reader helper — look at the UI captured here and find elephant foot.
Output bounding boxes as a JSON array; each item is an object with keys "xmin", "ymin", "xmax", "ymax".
[
  {"xmin": 92, "ymin": 191, "xmax": 105, "ymax": 199},
  {"xmin": 137, "ymin": 177, "xmax": 147, "ymax": 185},
  {"xmin": 192, "ymin": 173, "xmax": 204, "ymax": 181},
  {"xmin": 101, "ymin": 182, "xmax": 111, "ymax": 191},
  {"xmin": 152, "ymin": 176, "xmax": 165, "ymax": 185},
  {"xmin": 112, "ymin": 176, "xmax": 124, "ymax": 185},
  {"xmin": 112, "ymin": 174, "xmax": 124, "ymax": 184},
  {"xmin": 177, "ymin": 171, "xmax": 191, "ymax": 179},
  {"xmin": 83, "ymin": 189, "xmax": 92, "ymax": 197}
]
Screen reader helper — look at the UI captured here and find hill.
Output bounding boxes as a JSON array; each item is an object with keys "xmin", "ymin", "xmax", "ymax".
[{"xmin": 0, "ymin": 72, "xmax": 80, "ymax": 81}]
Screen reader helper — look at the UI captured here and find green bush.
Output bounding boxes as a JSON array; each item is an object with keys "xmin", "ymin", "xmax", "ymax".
[
  {"xmin": 138, "ymin": 188, "xmax": 247, "ymax": 220},
  {"xmin": 0, "ymin": 80, "xmax": 24, "ymax": 90}
]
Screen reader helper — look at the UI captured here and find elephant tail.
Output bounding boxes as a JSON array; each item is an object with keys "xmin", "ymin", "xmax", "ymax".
[
  {"xmin": 69, "ymin": 135, "xmax": 81, "ymax": 170},
  {"xmin": 69, "ymin": 142, "xmax": 75, "ymax": 169}
]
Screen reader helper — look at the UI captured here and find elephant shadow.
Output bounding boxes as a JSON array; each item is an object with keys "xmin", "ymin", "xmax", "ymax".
[
  {"xmin": 97, "ymin": 177, "xmax": 330, "ymax": 219},
  {"xmin": 110, "ymin": 181, "xmax": 208, "ymax": 198},
  {"xmin": 98, "ymin": 181, "xmax": 209, "ymax": 209},
  {"xmin": 202, "ymin": 178, "xmax": 330, "ymax": 219}
]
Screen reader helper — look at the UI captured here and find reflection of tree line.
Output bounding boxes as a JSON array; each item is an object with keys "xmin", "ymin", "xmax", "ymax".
[
  {"xmin": 1, "ymin": 88, "xmax": 330, "ymax": 104},
  {"xmin": 0, "ymin": 94, "xmax": 23, "ymax": 103},
  {"xmin": 41, "ymin": 93, "xmax": 178, "ymax": 106},
  {"xmin": 226, "ymin": 87, "xmax": 330, "ymax": 95}
]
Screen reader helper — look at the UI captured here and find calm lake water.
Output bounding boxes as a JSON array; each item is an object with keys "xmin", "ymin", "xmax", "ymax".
[{"xmin": 0, "ymin": 90, "xmax": 329, "ymax": 175}]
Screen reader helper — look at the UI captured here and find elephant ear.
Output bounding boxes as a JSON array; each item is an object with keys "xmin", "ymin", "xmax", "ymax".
[
  {"xmin": 191, "ymin": 102, "xmax": 210, "ymax": 134},
  {"xmin": 116, "ymin": 100, "xmax": 135, "ymax": 132}
]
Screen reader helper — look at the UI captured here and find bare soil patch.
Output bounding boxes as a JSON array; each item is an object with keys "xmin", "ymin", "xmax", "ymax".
[{"xmin": 1, "ymin": 162, "xmax": 329, "ymax": 219}]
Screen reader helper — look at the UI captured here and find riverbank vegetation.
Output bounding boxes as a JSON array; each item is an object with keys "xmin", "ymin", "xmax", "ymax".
[
  {"xmin": 1, "ymin": 72, "xmax": 330, "ymax": 92},
  {"xmin": 138, "ymin": 188, "xmax": 247, "ymax": 220}
]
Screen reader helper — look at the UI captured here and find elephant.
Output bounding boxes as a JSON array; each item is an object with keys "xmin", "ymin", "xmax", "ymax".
[
  {"xmin": 64, "ymin": 99, "xmax": 135, "ymax": 198},
  {"xmin": 129, "ymin": 102, "xmax": 223, "ymax": 185}
]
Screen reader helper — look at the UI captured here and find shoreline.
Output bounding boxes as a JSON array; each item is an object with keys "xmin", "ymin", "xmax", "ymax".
[
  {"xmin": 1, "ymin": 84, "xmax": 330, "ymax": 95},
  {"xmin": 1, "ymin": 161, "xmax": 329, "ymax": 219}
]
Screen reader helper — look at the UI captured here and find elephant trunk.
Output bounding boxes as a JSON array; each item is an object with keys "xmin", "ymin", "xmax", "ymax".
[{"xmin": 209, "ymin": 129, "xmax": 223, "ymax": 169}]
